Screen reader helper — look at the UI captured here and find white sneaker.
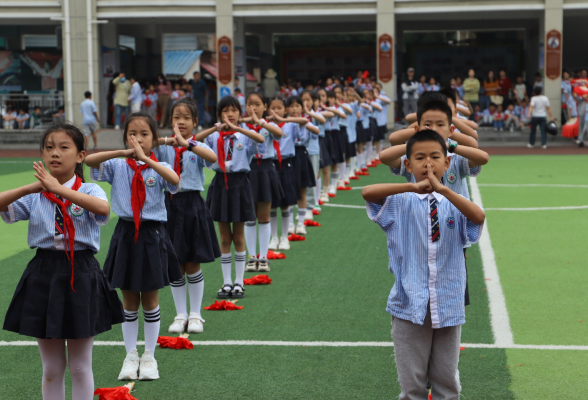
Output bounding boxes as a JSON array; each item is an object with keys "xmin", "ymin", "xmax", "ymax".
[
  {"xmin": 118, "ymin": 349, "xmax": 140, "ymax": 380},
  {"xmin": 527, "ymin": 143, "xmax": 534, "ymax": 148},
  {"xmin": 269, "ymin": 235, "xmax": 279, "ymax": 251},
  {"xmin": 295, "ymin": 223, "xmax": 307, "ymax": 235},
  {"xmin": 168, "ymin": 314, "xmax": 188, "ymax": 334},
  {"xmin": 245, "ymin": 255, "xmax": 258, "ymax": 272},
  {"xmin": 278, "ymin": 236, "xmax": 290, "ymax": 250},
  {"xmin": 114, "ymin": 125, "xmax": 120, "ymax": 130},
  {"xmin": 337, "ymin": 179, "xmax": 345, "ymax": 187},
  {"xmin": 304, "ymin": 210, "xmax": 313, "ymax": 221},
  {"xmin": 542, "ymin": 145, "xmax": 547, "ymax": 149},
  {"xmin": 288, "ymin": 222, "xmax": 295, "ymax": 234},
  {"xmin": 187, "ymin": 315, "xmax": 204, "ymax": 333},
  {"xmin": 257, "ymin": 258, "xmax": 271, "ymax": 272},
  {"xmin": 138, "ymin": 350, "xmax": 159, "ymax": 380},
  {"xmin": 320, "ymin": 192, "xmax": 329, "ymax": 203},
  {"xmin": 328, "ymin": 186, "xmax": 337, "ymax": 196}
]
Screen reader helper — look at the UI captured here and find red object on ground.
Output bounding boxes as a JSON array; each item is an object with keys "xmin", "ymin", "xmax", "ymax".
[
  {"xmin": 312, "ymin": 209, "xmax": 321, "ymax": 215},
  {"xmin": 328, "ymin": 193, "xmax": 336, "ymax": 197},
  {"xmin": 204, "ymin": 300, "xmax": 244, "ymax": 310},
  {"xmin": 258, "ymin": 250, "xmax": 286, "ymax": 259},
  {"xmin": 361, "ymin": 167, "xmax": 369, "ymax": 171},
  {"xmin": 157, "ymin": 336, "xmax": 194, "ymax": 350},
  {"xmin": 460, "ymin": 347, "xmax": 465, "ymax": 350},
  {"xmin": 337, "ymin": 186, "xmax": 352, "ymax": 191},
  {"xmin": 562, "ymin": 117, "xmax": 579, "ymax": 138},
  {"xmin": 288, "ymin": 234, "xmax": 306, "ymax": 241},
  {"xmin": 94, "ymin": 385, "xmax": 139, "ymax": 400},
  {"xmin": 344, "ymin": 181, "xmax": 349, "ymax": 185},
  {"xmin": 318, "ymin": 199, "xmax": 325, "ymax": 205},
  {"xmin": 356, "ymin": 171, "xmax": 370, "ymax": 176},
  {"xmin": 429, "ymin": 394, "xmax": 432, "ymax": 400},
  {"xmin": 304, "ymin": 220, "xmax": 322, "ymax": 227},
  {"xmin": 243, "ymin": 274, "xmax": 272, "ymax": 285},
  {"xmin": 374, "ymin": 159, "xmax": 382, "ymax": 164},
  {"xmin": 349, "ymin": 176, "xmax": 360, "ymax": 180},
  {"xmin": 367, "ymin": 163, "xmax": 377, "ymax": 168}
]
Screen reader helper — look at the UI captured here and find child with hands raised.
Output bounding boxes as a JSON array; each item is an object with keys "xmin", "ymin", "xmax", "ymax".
[
  {"xmin": 151, "ymin": 99, "xmax": 220, "ymax": 335},
  {"xmin": 86, "ymin": 111, "xmax": 182, "ymax": 382},
  {"xmin": 195, "ymin": 96, "xmax": 265, "ymax": 299},
  {"xmin": 0, "ymin": 124, "xmax": 124, "ymax": 400}
]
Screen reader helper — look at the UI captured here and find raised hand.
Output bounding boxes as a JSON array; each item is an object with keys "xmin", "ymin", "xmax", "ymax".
[
  {"xmin": 413, "ymin": 178, "xmax": 433, "ymax": 195},
  {"xmin": 129, "ymin": 135, "xmax": 147, "ymax": 161},
  {"xmin": 249, "ymin": 107, "xmax": 261, "ymax": 125},
  {"xmin": 426, "ymin": 157, "xmax": 444, "ymax": 193},
  {"xmin": 33, "ymin": 162, "xmax": 59, "ymax": 193},
  {"xmin": 270, "ymin": 110, "xmax": 285, "ymax": 122},
  {"xmin": 173, "ymin": 124, "xmax": 189, "ymax": 148},
  {"xmin": 223, "ymin": 114, "xmax": 239, "ymax": 131}
]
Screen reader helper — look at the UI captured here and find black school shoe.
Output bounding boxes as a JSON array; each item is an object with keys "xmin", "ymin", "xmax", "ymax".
[
  {"xmin": 231, "ymin": 283, "xmax": 245, "ymax": 299},
  {"xmin": 217, "ymin": 284, "xmax": 233, "ymax": 299}
]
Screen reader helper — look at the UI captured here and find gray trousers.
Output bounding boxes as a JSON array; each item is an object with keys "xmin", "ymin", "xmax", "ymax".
[
  {"xmin": 391, "ymin": 309, "xmax": 462, "ymax": 400},
  {"xmin": 306, "ymin": 154, "xmax": 320, "ymax": 207},
  {"xmin": 403, "ymin": 97, "xmax": 417, "ymax": 118}
]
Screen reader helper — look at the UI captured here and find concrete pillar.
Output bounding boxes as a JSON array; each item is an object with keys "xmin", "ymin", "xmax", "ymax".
[
  {"xmin": 215, "ymin": 0, "xmax": 234, "ymax": 100},
  {"xmin": 99, "ymin": 21, "xmax": 118, "ymax": 127},
  {"xmin": 234, "ymin": 17, "xmax": 246, "ymax": 93},
  {"xmin": 544, "ymin": 0, "xmax": 563, "ymax": 121},
  {"xmin": 61, "ymin": 0, "xmax": 100, "ymax": 126},
  {"xmin": 377, "ymin": 0, "xmax": 395, "ymax": 128},
  {"xmin": 258, "ymin": 34, "xmax": 273, "ymax": 81}
]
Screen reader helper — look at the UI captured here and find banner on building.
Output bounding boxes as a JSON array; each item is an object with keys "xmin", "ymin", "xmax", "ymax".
[
  {"xmin": 545, "ymin": 30, "xmax": 562, "ymax": 81},
  {"xmin": 0, "ymin": 51, "xmax": 21, "ymax": 91},
  {"xmin": 218, "ymin": 36, "xmax": 232, "ymax": 85},
  {"xmin": 378, "ymin": 34, "xmax": 393, "ymax": 83},
  {"xmin": 20, "ymin": 52, "xmax": 63, "ymax": 90}
]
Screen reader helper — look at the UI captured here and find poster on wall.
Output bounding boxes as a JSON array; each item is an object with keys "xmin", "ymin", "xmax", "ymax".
[
  {"xmin": 378, "ymin": 34, "xmax": 393, "ymax": 83},
  {"xmin": 0, "ymin": 51, "xmax": 21, "ymax": 91},
  {"xmin": 545, "ymin": 30, "xmax": 562, "ymax": 80},
  {"xmin": 102, "ymin": 47, "xmax": 116, "ymax": 77},
  {"xmin": 20, "ymin": 52, "xmax": 63, "ymax": 90},
  {"xmin": 218, "ymin": 36, "xmax": 232, "ymax": 85}
]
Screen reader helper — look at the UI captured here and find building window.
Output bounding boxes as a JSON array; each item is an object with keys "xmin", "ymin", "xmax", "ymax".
[{"xmin": 22, "ymin": 35, "xmax": 57, "ymax": 50}]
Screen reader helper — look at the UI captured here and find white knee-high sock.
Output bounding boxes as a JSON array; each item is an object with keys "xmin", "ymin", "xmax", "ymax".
[
  {"xmin": 298, "ymin": 208, "xmax": 306, "ymax": 222},
  {"xmin": 170, "ymin": 275, "xmax": 187, "ymax": 317},
  {"xmin": 234, "ymin": 251, "xmax": 246, "ymax": 286},
  {"xmin": 339, "ymin": 162, "xmax": 346, "ymax": 179},
  {"xmin": 122, "ymin": 310, "xmax": 139, "ymax": 353},
  {"xmin": 281, "ymin": 209, "xmax": 290, "ymax": 237},
  {"xmin": 270, "ymin": 209, "xmax": 278, "ymax": 237},
  {"xmin": 316, "ymin": 178, "xmax": 321, "ymax": 203},
  {"xmin": 187, "ymin": 270, "xmax": 204, "ymax": 319},
  {"xmin": 289, "ymin": 206, "xmax": 294, "ymax": 224},
  {"xmin": 330, "ymin": 172, "xmax": 339, "ymax": 188},
  {"xmin": 221, "ymin": 253, "xmax": 232, "ymax": 286},
  {"xmin": 244, "ymin": 221, "xmax": 257, "ymax": 258},
  {"xmin": 67, "ymin": 337, "xmax": 95, "ymax": 400},
  {"xmin": 37, "ymin": 338, "xmax": 66, "ymax": 400},
  {"xmin": 143, "ymin": 306, "xmax": 161, "ymax": 355},
  {"xmin": 258, "ymin": 222, "xmax": 271, "ymax": 259}
]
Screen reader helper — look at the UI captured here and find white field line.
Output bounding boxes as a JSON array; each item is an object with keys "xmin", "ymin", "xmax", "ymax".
[
  {"xmin": 478, "ymin": 183, "xmax": 588, "ymax": 188},
  {"xmin": 1, "ymin": 340, "xmax": 588, "ymax": 350},
  {"xmin": 322, "ymin": 203, "xmax": 365, "ymax": 209},
  {"xmin": 486, "ymin": 205, "xmax": 588, "ymax": 211},
  {"xmin": 470, "ymin": 177, "xmax": 514, "ymax": 347}
]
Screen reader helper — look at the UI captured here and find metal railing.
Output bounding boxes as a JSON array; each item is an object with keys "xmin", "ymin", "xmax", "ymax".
[{"xmin": 0, "ymin": 92, "xmax": 65, "ymax": 129}]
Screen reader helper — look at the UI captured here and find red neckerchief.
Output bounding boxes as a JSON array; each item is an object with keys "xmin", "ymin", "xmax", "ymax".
[
  {"xmin": 42, "ymin": 174, "xmax": 82, "ymax": 291},
  {"xmin": 274, "ymin": 122, "xmax": 286, "ymax": 168},
  {"xmin": 217, "ymin": 131, "xmax": 237, "ymax": 189},
  {"xmin": 172, "ymin": 134, "xmax": 195, "ymax": 177},
  {"xmin": 247, "ymin": 123, "xmax": 265, "ymax": 165},
  {"xmin": 126, "ymin": 152, "xmax": 159, "ymax": 243}
]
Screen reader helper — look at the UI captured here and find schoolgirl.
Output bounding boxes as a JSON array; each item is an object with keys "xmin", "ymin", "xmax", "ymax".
[
  {"xmin": 372, "ymin": 86, "xmax": 391, "ymax": 160},
  {"xmin": 333, "ymin": 85, "xmax": 354, "ymax": 186},
  {"xmin": 300, "ymin": 90, "xmax": 328, "ymax": 219},
  {"xmin": 343, "ymin": 88, "xmax": 360, "ymax": 180},
  {"xmin": 239, "ymin": 92, "xmax": 284, "ymax": 273},
  {"xmin": 265, "ymin": 97, "xmax": 308, "ymax": 250},
  {"xmin": 150, "ymin": 98, "xmax": 220, "ymax": 335},
  {"xmin": 364, "ymin": 88, "xmax": 382, "ymax": 166},
  {"xmin": 194, "ymin": 96, "xmax": 265, "ymax": 299},
  {"xmin": 0, "ymin": 124, "xmax": 124, "ymax": 399},
  {"xmin": 358, "ymin": 90, "xmax": 374, "ymax": 173},
  {"xmin": 316, "ymin": 88, "xmax": 335, "ymax": 203},
  {"xmin": 86, "ymin": 112, "xmax": 182, "ymax": 381},
  {"xmin": 286, "ymin": 95, "xmax": 318, "ymax": 233},
  {"xmin": 324, "ymin": 90, "xmax": 348, "ymax": 196}
]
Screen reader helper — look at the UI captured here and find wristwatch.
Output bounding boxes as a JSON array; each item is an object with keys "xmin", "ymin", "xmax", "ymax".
[
  {"xmin": 187, "ymin": 143, "xmax": 194, "ymax": 152},
  {"xmin": 448, "ymin": 139, "xmax": 458, "ymax": 153}
]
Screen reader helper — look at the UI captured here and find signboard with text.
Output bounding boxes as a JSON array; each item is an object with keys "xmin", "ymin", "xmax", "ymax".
[
  {"xmin": 545, "ymin": 29, "xmax": 562, "ymax": 80},
  {"xmin": 218, "ymin": 36, "xmax": 232, "ymax": 85},
  {"xmin": 378, "ymin": 34, "xmax": 393, "ymax": 83}
]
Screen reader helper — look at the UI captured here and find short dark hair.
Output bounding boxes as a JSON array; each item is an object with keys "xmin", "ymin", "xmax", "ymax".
[
  {"xmin": 326, "ymin": 90, "xmax": 336, "ymax": 99},
  {"xmin": 416, "ymin": 91, "xmax": 446, "ymax": 107},
  {"xmin": 217, "ymin": 95, "xmax": 242, "ymax": 119},
  {"xmin": 533, "ymin": 86, "xmax": 543, "ymax": 96},
  {"xmin": 234, "ymin": 87, "xmax": 242, "ymax": 94},
  {"xmin": 84, "ymin": 91, "xmax": 92, "ymax": 99},
  {"xmin": 439, "ymin": 87, "xmax": 457, "ymax": 106},
  {"xmin": 171, "ymin": 97, "xmax": 199, "ymax": 121},
  {"xmin": 406, "ymin": 129, "xmax": 447, "ymax": 160},
  {"xmin": 285, "ymin": 95, "xmax": 302, "ymax": 107},
  {"xmin": 417, "ymin": 99, "xmax": 452, "ymax": 126},
  {"xmin": 122, "ymin": 111, "xmax": 159, "ymax": 149},
  {"xmin": 40, "ymin": 123, "xmax": 86, "ymax": 181}
]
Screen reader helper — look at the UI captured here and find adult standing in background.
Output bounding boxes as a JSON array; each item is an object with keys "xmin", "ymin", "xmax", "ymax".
[
  {"xmin": 128, "ymin": 77, "xmax": 142, "ymax": 113},
  {"xmin": 463, "ymin": 69, "xmax": 481, "ymax": 113},
  {"xmin": 527, "ymin": 86, "xmax": 554, "ymax": 149},
  {"xmin": 498, "ymin": 69, "xmax": 513, "ymax": 105},
  {"xmin": 261, "ymin": 69, "xmax": 280, "ymax": 98},
  {"xmin": 401, "ymin": 67, "xmax": 418, "ymax": 120},
  {"xmin": 191, "ymin": 71, "xmax": 208, "ymax": 129},
  {"xmin": 107, "ymin": 72, "xmax": 119, "ymax": 127},
  {"xmin": 112, "ymin": 72, "xmax": 131, "ymax": 129},
  {"xmin": 483, "ymin": 70, "xmax": 500, "ymax": 108},
  {"xmin": 156, "ymin": 73, "xmax": 172, "ymax": 128}
]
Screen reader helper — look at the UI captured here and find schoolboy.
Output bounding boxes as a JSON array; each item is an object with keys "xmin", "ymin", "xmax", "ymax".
[
  {"xmin": 363, "ymin": 129, "xmax": 485, "ymax": 400},
  {"xmin": 80, "ymin": 91, "xmax": 101, "ymax": 149}
]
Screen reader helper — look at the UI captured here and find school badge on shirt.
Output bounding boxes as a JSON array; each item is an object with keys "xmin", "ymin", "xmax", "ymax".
[
  {"xmin": 189, "ymin": 155, "xmax": 197, "ymax": 163},
  {"xmin": 70, "ymin": 204, "xmax": 85, "ymax": 217},
  {"xmin": 145, "ymin": 176, "xmax": 157, "ymax": 187},
  {"xmin": 235, "ymin": 142, "xmax": 245, "ymax": 151},
  {"xmin": 446, "ymin": 216, "xmax": 455, "ymax": 229},
  {"xmin": 447, "ymin": 171, "xmax": 457, "ymax": 184}
]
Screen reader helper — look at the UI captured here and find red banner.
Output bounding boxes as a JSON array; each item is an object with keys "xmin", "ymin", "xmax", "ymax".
[
  {"xmin": 217, "ymin": 36, "xmax": 232, "ymax": 85},
  {"xmin": 545, "ymin": 29, "xmax": 562, "ymax": 81},
  {"xmin": 378, "ymin": 34, "xmax": 393, "ymax": 83}
]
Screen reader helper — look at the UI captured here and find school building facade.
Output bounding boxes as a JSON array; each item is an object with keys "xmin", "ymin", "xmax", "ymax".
[{"xmin": 0, "ymin": 0, "xmax": 586, "ymax": 126}]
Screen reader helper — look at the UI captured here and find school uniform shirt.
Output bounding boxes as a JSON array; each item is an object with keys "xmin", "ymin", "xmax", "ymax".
[
  {"xmin": 296, "ymin": 121, "xmax": 316, "ymax": 148},
  {"xmin": 338, "ymin": 103, "xmax": 349, "ymax": 128},
  {"xmin": 562, "ymin": 80, "xmax": 572, "ymax": 104},
  {"xmin": 204, "ymin": 131, "xmax": 264, "ymax": 172},
  {"xmin": 360, "ymin": 105, "xmax": 371, "ymax": 130},
  {"xmin": 91, "ymin": 158, "xmax": 178, "ymax": 222},
  {"xmin": 375, "ymin": 96, "xmax": 390, "ymax": 127},
  {"xmin": 153, "ymin": 141, "xmax": 212, "ymax": 192},
  {"xmin": 346, "ymin": 101, "xmax": 359, "ymax": 143},
  {"xmin": 308, "ymin": 116, "xmax": 321, "ymax": 156},
  {"xmin": 329, "ymin": 107, "xmax": 340, "ymax": 131},
  {"xmin": 391, "ymin": 153, "xmax": 480, "ymax": 201},
  {"xmin": 238, "ymin": 120, "xmax": 280, "ymax": 160},
  {"xmin": 417, "ymin": 83, "xmax": 427, "ymax": 96},
  {"xmin": 1, "ymin": 175, "xmax": 110, "ymax": 253},
  {"xmin": 80, "ymin": 99, "xmax": 98, "ymax": 125},
  {"xmin": 276, "ymin": 122, "xmax": 301, "ymax": 157},
  {"xmin": 370, "ymin": 101, "xmax": 380, "ymax": 122},
  {"xmin": 366, "ymin": 191, "xmax": 483, "ymax": 328},
  {"xmin": 426, "ymin": 84, "xmax": 440, "ymax": 92}
]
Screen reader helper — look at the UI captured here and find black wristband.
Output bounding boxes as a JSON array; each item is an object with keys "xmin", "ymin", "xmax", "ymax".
[{"xmin": 187, "ymin": 144, "xmax": 194, "ymax": 152}]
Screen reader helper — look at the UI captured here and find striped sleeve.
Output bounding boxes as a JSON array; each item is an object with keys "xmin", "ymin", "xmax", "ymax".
[
  {"xmin": 195, "ymin": 141, "xmax": 212, "ymax": 168},
  {"xmin": 246, "ymin": 136, "xmax": 264, "ymax": 159},
  {"xmin": 91, "ymin": 158, "xmax": 120, "ymax": 184},
  {"xmin": 366, "ymin": 194, "xmax": 401, "ymax": 231},
  {"xmin": 157, "ymin": 162, "xmax": 179, "ymax": 194},
  {"xmin": 1, "ymin": 193, "xmax": 35, "ymax": 224},
  {"xmin": 84, "ymin": 183, "xmax": 110, "ymax": 226},
  {"xmin": 459, "ymin": 211, "xmax": 484, "ymax": 245}
]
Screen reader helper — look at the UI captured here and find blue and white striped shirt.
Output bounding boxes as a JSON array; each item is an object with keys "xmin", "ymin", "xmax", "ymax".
[
  {"xmin": 91, "ymin": 158, "xmax": 177, "ymax": 222},
  {"xmin": 329, "ymin": 106, "xmax": 340, "ymax": 131},
  {"xmin": 375, "ymin": 95, "xmax": 391, "ymax": 127},
  {"xmin": 308, "ymin": 116, "xmax": 321, "ymax": 155},
  {"xmin": 240, "ymin": 121, "xmax": 280, "ymax": 160},
  {"xmin": 1, "ymin": 175, "xmax": 110, "ymax": 253},
  {"xmin": 346, "ymin": 101, "xmax": 359, "ymax": 143},
  {"xmin": 338, "ymin": 103, "xmax": 349, "ymax": 128},
  {"xmin": 360, "ymin": 105, "xmax": 371, "ymax": 129},
  {"xmin": 204, "ymin": 131, "xmax": 264, "ymax": 173},
  {"xmin": 366, "ymin": 191, "xmax": 483, "ymax": 328},
  {"xmin": 276, "ymin": 122, "xmax": 301, "ymax": 158},
  {"xmin": 296, "ymin": 121, "xmax": 316, "ymax": 148},
  {"xmin": 153, "ymin": 141, "xmax": 212, "ymax": 192}
]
